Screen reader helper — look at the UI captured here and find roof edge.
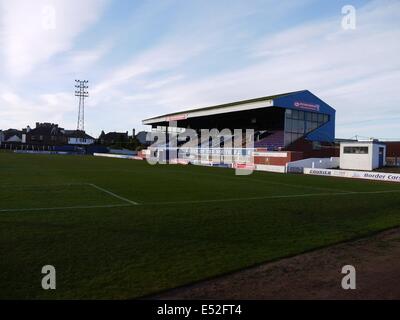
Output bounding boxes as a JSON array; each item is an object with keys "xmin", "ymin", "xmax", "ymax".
[{"xmin": 142, "ymin": 90, "xmax": 307, "ymax": 124}]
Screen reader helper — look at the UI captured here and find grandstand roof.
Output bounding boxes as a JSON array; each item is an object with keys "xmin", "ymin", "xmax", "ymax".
[{"xmin": 142, "ymin": 90, "xmax": 306, "ymax": 125}]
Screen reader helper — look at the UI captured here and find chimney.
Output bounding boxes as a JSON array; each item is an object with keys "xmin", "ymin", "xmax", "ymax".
[{"xmin": 132, "ymin": 129, "xmax": 136, "ymax": 137}]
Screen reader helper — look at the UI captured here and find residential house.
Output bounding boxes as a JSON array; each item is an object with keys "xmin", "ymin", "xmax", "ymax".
[
  {"xmin": 25, "ymin": 122, "xmax": 66, "ymax": 145},
  {"xmin": 63, "ymin": 130, "xmax": 95, "ymax": 145},
  {"xmin": 98, "ymin": 131, "xmax": 129, "ymax": 145},
  {"xmin": 3, "ymin": 129, "xmax": 23, "ymax": 143}
]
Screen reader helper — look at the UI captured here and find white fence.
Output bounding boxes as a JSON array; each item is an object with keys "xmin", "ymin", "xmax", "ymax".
[
  {"xmin": 94, "ymin": 153, "xmax": 143, "ymax": 160},
  {"xmin": 255, "ymin": 164, "xmax": 286, "ymax": 173},
  {"xmin": 287, "ymin": 157, "xmax": 339, "ymax": 173},
  {"xmin": 304, "ymin": 168, "xmax": 400, "ymax": 183}
]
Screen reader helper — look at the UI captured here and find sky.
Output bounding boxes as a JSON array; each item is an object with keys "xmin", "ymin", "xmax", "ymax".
[{"xmin": 0, "ymin": 0, "xmax": 399, "ymax": 139}]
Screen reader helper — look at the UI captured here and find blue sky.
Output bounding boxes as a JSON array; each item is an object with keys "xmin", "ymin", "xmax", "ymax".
[{"xmin": 0, "ymin": 0, "xmax": 399, "ymax": 139}]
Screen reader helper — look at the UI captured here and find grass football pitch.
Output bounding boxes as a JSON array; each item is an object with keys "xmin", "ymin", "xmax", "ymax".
[{"xmin": 1, "ymin": 152, "xmax": 400, "ymax": 299}]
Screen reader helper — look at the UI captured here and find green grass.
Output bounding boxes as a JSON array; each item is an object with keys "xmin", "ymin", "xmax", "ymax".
[{"xmin": 1, "ymin": 152, "xmax": 400, "ymax": 299}]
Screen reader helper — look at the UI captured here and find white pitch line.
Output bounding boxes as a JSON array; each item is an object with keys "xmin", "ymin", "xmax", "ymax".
[
  {"xmin": 1, "ymin": 187, "xmax": 398, "ymax": 212},
  {"xmin": 0, "ymin": 183, "xmax": 87, "ymax": 189},
  {"xmin": 88, "ymin": 183, "xmax": 139, "ymax": 205},
  {"xmin": 0, "ymin": 203, "xmax": 132, "ymax": 213},
  {"xmin": 141, "ymin": 189, "xmax": 400, "ymax": 206}
]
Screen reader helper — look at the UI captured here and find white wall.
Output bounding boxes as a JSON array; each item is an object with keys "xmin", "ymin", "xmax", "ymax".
[
  {"xmin": 255, "ymin": 164, "xmax": 286, "ymax": 173},
  {"xmin": 287, "ymin": 157, "xmax": 339, "ymax": 173},
  {"xmin": 68, "ymin": 137, "xmax": 94, "ymax": 145},
  {"xmin": 340, "ymin": 142, "xmax": 386, "ymax": 171},
  {"xmin": 94, "ymin": 153, "xmax": 143, "ymax": 160}
]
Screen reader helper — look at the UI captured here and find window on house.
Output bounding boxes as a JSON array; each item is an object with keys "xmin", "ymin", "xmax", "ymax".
[{"xmin": 343, "ymin": 146, "xmax": 369, "ymax": 154}]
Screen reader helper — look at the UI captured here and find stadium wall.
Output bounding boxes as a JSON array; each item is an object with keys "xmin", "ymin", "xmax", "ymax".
[
  {"xmin": 255, "ymin": 164, "xmax": 286, "ymax": 173},
  {"xmin": 285, "ymin": 138, "xmax": 339, "ymax": 158},
  {"xmin": 286, "ymin": 157, "xmax": 339, "ymax": 173},
  {"xmin": 108, "ymin": 148, "xmax": 137, "ymax": 156},
  {"xmin": 253, "ymin": 151, "xmax": 303, "ymax": 166},
  {"xmin": 304, "ymin": 168, "xmax": 400, "ymax": 183},
  {"xmin": 14, "ymin": 150, "xmax": 76, "ymax": 155},
  {"xmin": 384, "ymin": 141, "xmax": 400, "ymax": 158},
  {"xmin": 94, "ymin": 153, "xmax": 143, "ymax": 160}
]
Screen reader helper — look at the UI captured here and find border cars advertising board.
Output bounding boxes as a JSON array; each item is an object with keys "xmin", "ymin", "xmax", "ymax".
[{"xmin": 304, "ymin": 168, "xmax": 400, "ymax": 183}]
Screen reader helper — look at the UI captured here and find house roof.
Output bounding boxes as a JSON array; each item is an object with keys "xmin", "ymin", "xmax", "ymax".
[
  {"xmin": 64, "ymin": 130, "xmax": 94, "ymax": 139},
  {"xmin": 99, "ymin": 131, "xmax": 129, "ymax": 139},
  {"xmin": 3, "ymin": 129, "xmax": 22, "ymax": 140},
  {"xmin": 29, "ymin": 124, "xmax": 64, "ymax": 136}
]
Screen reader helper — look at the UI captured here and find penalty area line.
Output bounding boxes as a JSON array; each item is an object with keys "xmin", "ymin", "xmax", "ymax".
[{"xmin": 88, "ymin": 183, "xmax": 139, "ymax": 205}]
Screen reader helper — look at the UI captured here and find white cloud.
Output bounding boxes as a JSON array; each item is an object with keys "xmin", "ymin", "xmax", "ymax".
[
  {"xmin": 91, "ymin": 40, "xmax": 207, "ymax": 96},
  {"xmin": 143, "ymin": 75, "xmax": 185, "ymax": 90},
  {"xmin": 1, "ymin": 92, "xmax": 22, "ymax": 105},
  {"xmin": 0, "ymin": 0, "xmax": 108, "ymax": 77},
  {"xmin": 132, "ymin": 0, "xmax": 400, "ymax": 138},
  {"xmin": 64, "ymin": 44, "xmax": 110, "ymax": 73},
  {"xmin": 0, "ymin": 90, "xmax": 75, "ymax": 129}
]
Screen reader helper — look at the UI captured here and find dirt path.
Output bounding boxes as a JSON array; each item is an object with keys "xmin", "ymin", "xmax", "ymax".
[{"xmin": 153, "ymin": 228, "xmax": 400, "ymax": 300}]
